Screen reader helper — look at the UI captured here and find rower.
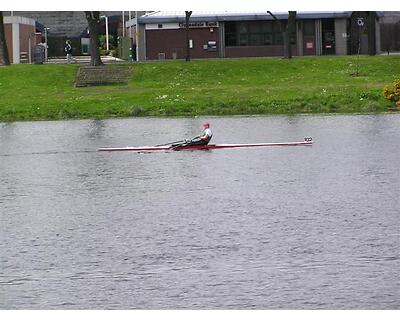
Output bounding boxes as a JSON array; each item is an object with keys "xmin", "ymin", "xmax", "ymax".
[{"xmin": 184, "ymin": 122, "xmax": 213, "ymax": 146}]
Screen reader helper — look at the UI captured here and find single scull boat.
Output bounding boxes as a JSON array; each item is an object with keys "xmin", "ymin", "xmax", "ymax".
[{"xmin": 98, "ymin": 138, "xmax": 313, "ymax": 152}]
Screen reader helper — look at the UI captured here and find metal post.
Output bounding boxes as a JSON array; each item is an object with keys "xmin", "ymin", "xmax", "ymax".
[
  {"xmin": 135, "ymin": 11, "xmax": 139, "ymax": 61},
  {"xmin": 129, "ymin": 11, "xmax": 132, "ymax": 38},
  {"xmin": 105, "ymin": 16, "xmax": 109, "ymax": 51},
  {"xmin": 44, "ymin": 27, "xmax": 49, "ymax": 62},
  {"xmin": 122, "ymin": 11, "xmax": 125, "ymax": 37},
  {"xmin": 28, "ymin": 36, "xmax": 31, "ymax": 64}
]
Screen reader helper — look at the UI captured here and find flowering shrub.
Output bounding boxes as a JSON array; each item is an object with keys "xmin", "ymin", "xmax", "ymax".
[{"xmin": 383, "ymin": 80, "xmax": 400, "ymax": 108}]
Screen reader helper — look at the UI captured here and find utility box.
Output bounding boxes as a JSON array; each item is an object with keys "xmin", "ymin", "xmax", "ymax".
[
  {"xmin": 118, "ymin": 36, "xmax": 133, "ymax": 61},
  {"xmin": 81, "ymin": 38, "xmax": 90, "ymax": 55},
  {"xmin": 20, "ymin": 52, "xmax": 29, "ymax": 64},
  {"xmin": 33, "ymin": 44, "xmax": 45, "ymax": 64}
]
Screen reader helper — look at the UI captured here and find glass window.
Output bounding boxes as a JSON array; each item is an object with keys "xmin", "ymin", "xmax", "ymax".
[
  {"xmin": 238, "ymin": 23, "xmax": 248, "ymax": 34},
  {"xmin": 249, "ymin": 22, "xmax": 261, "ymax": 33},
  {"xmin": 226, "ymin": 33, "xmax": 237, "ymax": 46},
  {"xmin": 303, "ymin": 20, "xmax": 315, "ymax": 36},
  {"xmin": 250, "ymin": 34, "xmax": 262, "ymax": 46},
  {"xmin": 225, "ymin": 22, "xmax": 236, "ymax": 33},
  {"xmin": 274, "ymin": 32, "xmax": 283, "ymax": 45},
  {"xmin": 239, "ymin": 34, "xmax": 249, "ymax": 46},
  {"xmin": 263, "ymin": 34, "xmax": 273, "ymax": 45},
  {"xmin": 273, "ymin": 21, "xmax": 282, "ymax": 33},
  {"xmin": 224, "ymin": 20, "xmax": 292, "ymax": 47},
  {"xmin": 262, "ymin": 22, "xmax": 273, "ymax": 33}
]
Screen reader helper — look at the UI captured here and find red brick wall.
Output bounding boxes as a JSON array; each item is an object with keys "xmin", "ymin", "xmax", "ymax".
[
  {"xmin": 19, "ymin": 24, "xmax": 35, "ymax": 55},
  {"xmin": 4, "ymin": 24, "xmax": 13, "ymax": 63},
  {"xmin": 146, "ymin": 28, "xmax": 220, "ymax": 60},
  {"xmin": 1, "ymin": 23, "xmax": 35, "ymax": 64}
]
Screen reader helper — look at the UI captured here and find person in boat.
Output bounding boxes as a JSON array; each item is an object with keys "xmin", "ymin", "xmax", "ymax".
[{"xmin": 182, "ymin": 122, "xmax": 213, "ymax": 146}]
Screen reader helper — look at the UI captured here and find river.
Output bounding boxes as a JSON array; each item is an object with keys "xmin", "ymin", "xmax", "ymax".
[{"xmin": 0, "ymin": 114, "xmax": 399, "ymax": 309}]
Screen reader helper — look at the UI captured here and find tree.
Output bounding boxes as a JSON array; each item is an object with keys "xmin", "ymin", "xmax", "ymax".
[
  {"xmin": 268, "ymin": 11, "xmax": 297, "ymax": 59},
  {"xmin": 185, "ymin": 11, "xmax": 192, "ymax": 61},
  {"xmin": 0, "ymin": 11, "xmax": 10, "ymax": 65},
  {"xmin": 84, "ymin": 11, "xmax": 103, "ymax": 66}
]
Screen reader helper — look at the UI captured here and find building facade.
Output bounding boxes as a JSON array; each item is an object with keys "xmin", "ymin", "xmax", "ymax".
[
  {"xmin": 134, "ymin": 11, "xmax": 389, "ymax": 61},
  {"xmin": 2, "ymin": 11, "xmax": 134, "ymax": 57},
  {"xmin": 1, "ymin": 16, "xmax": 37, "ymax": 64}
]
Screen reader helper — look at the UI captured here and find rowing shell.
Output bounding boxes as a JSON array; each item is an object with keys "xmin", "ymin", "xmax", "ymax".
[{"xmin": 97, "ymin": 140, "xmax": 313, "ymax": 152}]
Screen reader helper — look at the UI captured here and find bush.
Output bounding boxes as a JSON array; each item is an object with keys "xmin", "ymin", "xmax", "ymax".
[
  {"xmin": 130, "ymin": 106, "xmax": 144, "ymax": 116},
  {"xmin": 383, "ymin": 80, "xmax": 400, "ymax": 108}
]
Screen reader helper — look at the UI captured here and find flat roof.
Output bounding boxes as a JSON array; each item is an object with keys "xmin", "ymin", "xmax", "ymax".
[
  {"xmin": 4, "ymin": 15, "xmax": 36, "ymax": 26},
  {"xmin": 138, "ymin": 11, "xmax": 354, "ymax": 24}
]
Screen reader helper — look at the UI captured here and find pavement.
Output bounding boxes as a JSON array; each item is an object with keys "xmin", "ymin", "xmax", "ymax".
[{"xmin": 47, "ymin": 55, "xmax": 128, "ymax": 64}]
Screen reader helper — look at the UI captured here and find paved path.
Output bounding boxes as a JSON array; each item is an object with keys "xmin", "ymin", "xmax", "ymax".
[{"xmin": 47, "ymin": 55, "xmax": 127, "ymax": 64}]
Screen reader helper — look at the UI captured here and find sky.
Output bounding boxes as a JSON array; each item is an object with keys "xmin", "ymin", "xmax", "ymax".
[{"xmin": 3, "ymin": 0, "xmax": 400, "ymax": 12}]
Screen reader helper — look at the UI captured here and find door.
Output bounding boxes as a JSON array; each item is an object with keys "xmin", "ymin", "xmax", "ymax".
[{"xmin": 303, "ymin": 20, "xmax": 316, "ymax": 55}]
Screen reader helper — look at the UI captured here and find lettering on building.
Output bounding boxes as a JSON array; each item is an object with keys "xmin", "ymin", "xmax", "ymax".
[{"xmin": 178, "ymin": 21, "xmax": 218, "ymax": 28}]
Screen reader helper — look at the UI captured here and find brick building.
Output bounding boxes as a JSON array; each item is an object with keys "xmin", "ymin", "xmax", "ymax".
[
  {"xmin": 2, "ymin": 11, "xmax": 135, "ymax": 57},
  {"xmin": 1, "ymin": 16, "xmax": 37, "ymax": 64},
  {"xmin": 133, "ymin": 11, "xmax": 396, "ymax": 61}
]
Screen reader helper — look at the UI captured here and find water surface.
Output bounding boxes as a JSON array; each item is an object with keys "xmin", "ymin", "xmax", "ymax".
[{"xmin": 1, "ymin": 114, "xmax": 399, "ymax": 309}]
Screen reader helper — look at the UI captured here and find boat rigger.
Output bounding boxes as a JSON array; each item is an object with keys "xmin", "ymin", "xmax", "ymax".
[{"xmin": 97, "ymin": 138, "xmax": 313, "ymax": 152}]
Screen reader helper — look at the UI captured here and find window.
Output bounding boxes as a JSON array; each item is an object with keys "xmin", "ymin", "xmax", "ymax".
[
  {"xmin": 238, "ymin": 23, "xmax": 249, "ymax": 34},
  {"xmin": 225, "ymin": 22, "xmax": 237, "ymax": 46},
  {"xmin": 250, "ymin": 34, "xmax": 263, "ymax": 46},
  {"xmin": 274, "ymin": 32, "xmax": 283, "ymax": 45},
  {"xmin": 224, "ymin": 20, "xmax": 295, "ymax": 47},
  {"xmin": 262, "ymin": 22, "xmax": 273, "ymax": 33},
  {"xmin": 239, "ymin": 34, "xmax": 249, "ymax": 46},
  {"xmin": 226, "ymin": 33, "xmax": 237, "ymax": 46},
  {"xmin": 263, "ymin": 34, "xmax": 273, "ymax": 45},
  {"xmin": 303, "ymin": 20, "xmax": 315, "ymax": 36}
]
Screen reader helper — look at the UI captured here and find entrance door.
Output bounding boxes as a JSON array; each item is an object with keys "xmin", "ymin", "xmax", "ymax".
[
  {"xmin": 322, "ymin": 19, "xmax": 335, "ymax": 55},
  {"xmin": 303, "ymin": 20, "xmax": 316, "ymax": 55}
]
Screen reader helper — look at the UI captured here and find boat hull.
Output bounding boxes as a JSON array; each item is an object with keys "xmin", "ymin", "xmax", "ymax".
[{"xmin": 97, "ymin": 141, "xmax": 313, "ymax": 152}]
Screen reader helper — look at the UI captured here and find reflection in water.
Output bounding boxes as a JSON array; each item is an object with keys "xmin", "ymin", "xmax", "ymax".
[
  {"xmin": 0, "ymin": 114, "xmax": 399, "ymax": 309},
  {"xmin": 86, "ymin": 120, "xmax": 106, "ymax": 140}
]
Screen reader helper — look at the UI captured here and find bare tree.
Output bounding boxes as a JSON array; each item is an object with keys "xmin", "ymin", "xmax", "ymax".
[
  {"xmin": 0, "ymin": 11, "xmax": 10, "ymax": 65},
  {"xmin": 185, "ymin": 11, "xmax": 192, "ymax": 61},
  {"xmin": 84, "ymin": 11, "xmax": 103, "ymax": 66},
  {"xmin": 268, "ymin": 11, "xmax": 297, "ymax": 59}
]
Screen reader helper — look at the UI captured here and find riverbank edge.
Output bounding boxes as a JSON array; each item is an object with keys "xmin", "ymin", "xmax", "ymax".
[{"xmin": 1, "ymin": 111, "xmax": 399, "ymax": 124}]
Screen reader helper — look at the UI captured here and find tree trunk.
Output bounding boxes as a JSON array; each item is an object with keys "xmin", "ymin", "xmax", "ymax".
[
  {"xmin": 0, "ymin": 11, "xmax": 11, "ymax": 65},
  {"xmin": 286, "ymin": 11, "xmax": 297, "ymax": 59},
  {"xmin": 268, "ymin": 11, "xmax": 297, "ymax": 59},
  {"xmin": 185, "ymin": 11, "xmax": 192, "ymax": 62},
  {"xmin": 282, "ymin": 24, "xmax": 289, "ymax": 58},
  {"xmin": 367, "ymin": 11, "xmax": 376, "ymax": 56},
  {"xmin": 84, "ymin": 11, "xmax": 103, "ymax": 66}
]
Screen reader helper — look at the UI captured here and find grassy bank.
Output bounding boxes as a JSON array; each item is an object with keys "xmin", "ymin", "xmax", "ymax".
[{"xmin": 0, "ymin": 56, "xmax": 399, "ymax": 121}]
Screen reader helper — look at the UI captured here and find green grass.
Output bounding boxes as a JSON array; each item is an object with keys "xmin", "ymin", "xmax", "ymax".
[{"xmin": 0, "ymin": 55, "xmax": 399, "ymax": 121}]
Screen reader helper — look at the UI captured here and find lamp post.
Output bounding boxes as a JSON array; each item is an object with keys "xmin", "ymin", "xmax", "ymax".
[
  {"xmin": 100, "ymin": 15, "xmax": 109, "ymax": 51},
  {"xmin": 135, "ymin": 11, "xmax": 139, "ymax": 62},
  {"xmin": 44, "ymin": 27, "xmax": 49, "ymax": 62},
  {"xmin": 356, "ymin": 17, "xmax": 364, "ymax": 76},
  {"xmin": 122, "ymin": 11, "xmax": 125, "ymax": 37}
]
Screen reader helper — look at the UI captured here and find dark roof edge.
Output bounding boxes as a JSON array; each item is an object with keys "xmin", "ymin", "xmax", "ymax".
[{"xmin": 138, "ymin": 11, "xmax": 357, "ymax": 24}]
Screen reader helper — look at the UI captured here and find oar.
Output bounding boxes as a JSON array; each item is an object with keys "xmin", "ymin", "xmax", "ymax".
[{"xmin": 155, "ymin": 139, "xmax": 187, "ymax": 147}]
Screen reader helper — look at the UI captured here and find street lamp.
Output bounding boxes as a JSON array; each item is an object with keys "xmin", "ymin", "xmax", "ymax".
[{"xmin": 100, "ymin": 15, "xmax": 109, "ymax": 51}]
